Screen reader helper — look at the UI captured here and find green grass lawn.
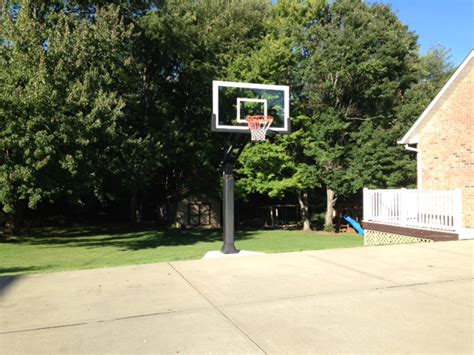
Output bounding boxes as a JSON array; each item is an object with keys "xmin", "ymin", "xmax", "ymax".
[{"xmin": 0, "ymin": 227, "xmax": 363, "ymax": 276}]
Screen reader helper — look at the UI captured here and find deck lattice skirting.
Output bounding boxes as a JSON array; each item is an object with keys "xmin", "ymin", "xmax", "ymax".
[{"xmin": 364, "ymin": 229, "xmax": 433, "ymax": 246}]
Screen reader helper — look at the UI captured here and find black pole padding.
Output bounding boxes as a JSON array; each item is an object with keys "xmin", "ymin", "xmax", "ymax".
[
  {"xmin": 222, "ymin": 173, "xmax": 239, "ymax": 254},
  {"xmin": 218, "ymin": 134, "xmax": 248, "ymax": 254}
]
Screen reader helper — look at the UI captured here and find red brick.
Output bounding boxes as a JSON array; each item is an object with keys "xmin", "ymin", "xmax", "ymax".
[{"xmin": 418, "ymin": 59, "xmax": 474, "ymax": 227}]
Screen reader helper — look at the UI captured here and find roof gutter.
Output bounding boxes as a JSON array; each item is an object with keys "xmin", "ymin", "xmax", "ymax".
[{"xmin": 404, "ymin": 144, "xmax": 419, "ymax": 153}]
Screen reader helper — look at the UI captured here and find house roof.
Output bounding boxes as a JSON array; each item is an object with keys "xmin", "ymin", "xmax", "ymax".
[{"xmin": 398, "ymin": 50, "xmax": 474, "ymax": 145}]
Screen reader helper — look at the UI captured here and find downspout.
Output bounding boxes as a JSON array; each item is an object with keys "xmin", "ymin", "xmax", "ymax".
[{"xmin": 404, "ymin": 144, "xmax": 422, "ymax": 189}]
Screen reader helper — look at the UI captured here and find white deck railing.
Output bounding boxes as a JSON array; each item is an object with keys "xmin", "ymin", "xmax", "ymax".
[{"xmin": 363, "ymin": 188, "xmax": 463, "ymax": 232}]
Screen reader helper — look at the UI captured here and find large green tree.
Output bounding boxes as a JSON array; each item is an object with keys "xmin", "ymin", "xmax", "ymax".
[
  {"xmin": 0, "ymin": 0, "xmax": 272, "ymax": 229},
  {"xmin": 297, "ymin": 0, "xmax": 421, "ymax": 230},
  {"xmin": 234, "ymin": 0, "xmax": 428, "ymax": 231},
  {"xmin": 0, "ymin": 1, "xmax": 133, "ymax": 231},
  {"xmin": 346, "ymin": 47, "xmax": 455, "ymax": 196},
  {"xmin": 0, "ymin": 0, "xmax": 456, "ymax": 233},
  {"xmin": 138, "ymin": 0, "xmax": 271, "ymax": 210},
  {"xmin": 230, "ymin": 0, "xmax": 326, "ymax": 231}
]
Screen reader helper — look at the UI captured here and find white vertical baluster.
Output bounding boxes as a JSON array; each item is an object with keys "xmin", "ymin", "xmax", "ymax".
[
  {"xmin": 374, "ymin": 191, "xmax": 377, "ymax": 221},
  {"xmin": 400, "ymin": 188, "xmax": 406, "ymax": 227},
  {"xmin": 441, "ymin": 193, "xmax": 445, "ymax": 229},
  {"xmin": 428, "ymin": 192, "xmax": 432, "ymax": 227},
  {"xmin": 420, "ymin": 191, "xmax": 423, "ymax": 227},
  {"xmin": 454, "ymin": 188, "xmax": 463, "ymax": 232}
]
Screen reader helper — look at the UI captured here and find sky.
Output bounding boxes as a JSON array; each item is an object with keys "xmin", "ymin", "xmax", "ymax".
[{"xmin": 370, "ymin": 0, "xmax": 474, "ymax": 66}]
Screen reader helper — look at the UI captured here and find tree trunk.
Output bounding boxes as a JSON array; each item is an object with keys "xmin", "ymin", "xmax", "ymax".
[
  {"xmin": 1, "ymin": 201, "xmax": 26, "ymax": 238},
  {"xmin": 14, "ymin": 201, "xmax": 26, "ymax": 231},
  {"xmin": 130, "ymin": 186, "xmax": 138, "ymax": 224},
  {"xmin": 297, "ymin": 190, "xmax": 312, "ymax": 232},
  {"xmin": 324, "ymin": 188, "xmax": 335, "ymax": 232},
  {"xmin": 1, "ymin": 212, "xmax": 12, "ymax": 240}
]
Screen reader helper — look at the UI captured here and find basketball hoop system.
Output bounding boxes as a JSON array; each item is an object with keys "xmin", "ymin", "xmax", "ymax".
[
  {"xmin": 212, "ymin": 81, "xmax": 290, "ymax": 254},
  {"xmin": 246, "ymin": 115, "xmax": 273, "ymax": 141}
]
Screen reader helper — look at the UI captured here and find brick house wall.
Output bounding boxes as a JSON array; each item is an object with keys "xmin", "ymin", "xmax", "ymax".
[{"xmin": 417, "ymin": 59, "xmax": 474, "ymax": 228}]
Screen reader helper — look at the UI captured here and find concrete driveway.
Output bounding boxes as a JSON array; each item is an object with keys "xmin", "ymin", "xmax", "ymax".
[{"xmin": 1, "ymin": 240, "xmax": 473, "ymax": 354}]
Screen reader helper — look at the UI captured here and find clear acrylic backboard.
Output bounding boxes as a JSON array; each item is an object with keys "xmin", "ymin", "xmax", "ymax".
[{"xmin": 212, "ymin": 80, "xmax": 290, "ymax": 134}]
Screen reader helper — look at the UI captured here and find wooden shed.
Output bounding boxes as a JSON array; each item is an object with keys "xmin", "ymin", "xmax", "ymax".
[{"xmin": 174, "ymin": 194, "xmax": 221, "ymax": 228}]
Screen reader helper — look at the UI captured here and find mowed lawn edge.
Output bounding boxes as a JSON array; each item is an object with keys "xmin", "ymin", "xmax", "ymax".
[{"xmin": 0, "ymin": 228, "xmax": 363, "ymax": 276}]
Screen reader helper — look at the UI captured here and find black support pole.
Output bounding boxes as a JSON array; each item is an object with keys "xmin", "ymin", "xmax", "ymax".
[
  {"xmin": 222, "ymin": 172, "xmax": 238, "ymax": 254},
  {"xmin": 219, "ymin": 134, "xmax": 247, "ymax": 254}
]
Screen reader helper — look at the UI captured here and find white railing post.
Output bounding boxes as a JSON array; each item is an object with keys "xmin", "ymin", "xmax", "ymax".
[
  {"xmin": 363, "ymin": 188, "xmax": 369, "ymax": 222},
  {"xmin": 400, "ymin": 188, "xmax": 407, "ymax": 227},
  {"xmin": 453, "ymin": 188, "xmax": 463, "ymax": 232}
]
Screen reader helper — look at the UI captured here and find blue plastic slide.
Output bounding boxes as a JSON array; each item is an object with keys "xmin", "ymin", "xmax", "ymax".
[{"xmin": 343, "ymin": 216, "xmax": 365, "ymax": 236}]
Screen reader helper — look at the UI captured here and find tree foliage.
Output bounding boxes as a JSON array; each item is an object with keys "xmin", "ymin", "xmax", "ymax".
[
  {"xmin": 234, "ymin": 0, "xmax": 452, "ymax": 230},
  {"xmin": 136, "ymin": 0, "xmax": 270, "ymax": 207},
  {"xmin": 0, "ymin": 0, "xmax": 457, "ymax": 232},
  {"xmin": 300, "ymin": 0, "xmax": 420, "ymax": 192},
  {"xmin": 0, "ymin": 2, "xmax": 133, "ymax": 216}
]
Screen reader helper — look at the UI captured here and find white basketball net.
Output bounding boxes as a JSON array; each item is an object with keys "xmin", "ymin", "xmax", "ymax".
[{"xmin": 246, "ymin": 116, "xmax": 273, "ymax": 141}]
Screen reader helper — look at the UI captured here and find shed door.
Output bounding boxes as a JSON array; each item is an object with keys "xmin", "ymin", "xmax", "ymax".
[{"xmin": 188, "ymin": 203, "xmax": 211, "ymax": 226}]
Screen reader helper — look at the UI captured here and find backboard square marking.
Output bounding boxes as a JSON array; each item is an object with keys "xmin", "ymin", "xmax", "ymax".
[{"xmin": 236, "ymin": 98, "xmax": 267, "ymax": 123}]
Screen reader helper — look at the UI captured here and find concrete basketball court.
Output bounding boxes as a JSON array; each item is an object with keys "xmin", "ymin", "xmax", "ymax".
[{"xmin": 1, "ymin": 240, "xmax": 473, "ymax": 354}]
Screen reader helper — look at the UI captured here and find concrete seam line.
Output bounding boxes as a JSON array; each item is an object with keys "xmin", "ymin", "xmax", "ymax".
[
  {"xmin": 0, "ymin": 306, "xmax": 213, "ymax": 336},
  {"xmin": 168, "ymin": 262, "xmax": 267, "ymax": 355},
  {"xmin": 109, "ymin": 307, "xmax": 209, "ymax": 322},
  {"xmin": 211, "ymin": 278, "xmax": 473, "ymax": 309},
  {"xmin": 0, "ymin": 322, "xmax": 88, "ymax": 335},
  {"xmin": 303, "ymin": 253, "xmax": 396, "ymax": 283},
  {"xmin": 403, "ymin": 279, "xmax": 474, "ymax": 310}
]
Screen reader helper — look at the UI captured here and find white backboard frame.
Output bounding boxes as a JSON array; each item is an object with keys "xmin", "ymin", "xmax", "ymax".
[{"xmin": 212, "ymin": 80, "xmax": 290, "ymax": 133}]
